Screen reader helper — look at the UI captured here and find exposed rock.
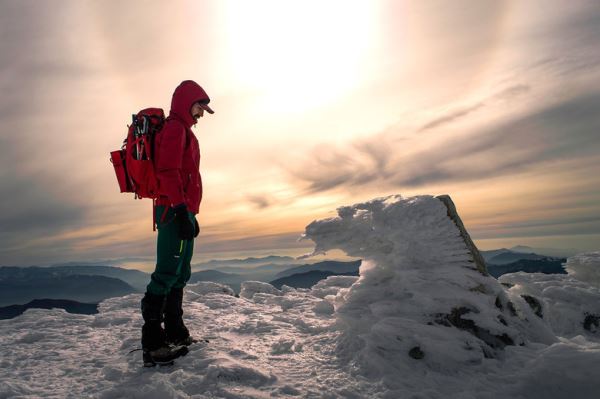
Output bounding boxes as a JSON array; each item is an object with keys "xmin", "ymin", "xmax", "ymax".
[
  {"xmin": 435, "ymin": 307, "xmax": 515, "ymax": 351},
  {"xmin": 436, "ymin": 195, "xmax": 488, "ymax": 275},
  {"xmin": 521, "ymin": 295, "xmax": 543, "ymax": 318},
  {"xmin": 583, "ymin": 313, "xmax": 600, "ymax": 332},
  {"xmin": 408, "ymin": 346, "xmax": 425, "ymax": 360},
  {"xmin": 507, "ymin": 301, "xmax": 517, "ymax": 317},
  {"xmin": 495, "ymin": 296, "xmax": 503, "ymax": 310},
  {"xmin": 470, "ymin": 284, "xmax": 488, "ymax": 294}
]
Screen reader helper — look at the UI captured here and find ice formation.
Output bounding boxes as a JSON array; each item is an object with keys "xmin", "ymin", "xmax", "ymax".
[{"xmin": 304, "ymin": 196, "xmax": 528, "ymax": 370}]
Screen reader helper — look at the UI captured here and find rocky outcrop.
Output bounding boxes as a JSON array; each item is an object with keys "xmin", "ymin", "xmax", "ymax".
[{"xmin": 436, "ymin": 195, "xmax": 488, "ymax": 275}]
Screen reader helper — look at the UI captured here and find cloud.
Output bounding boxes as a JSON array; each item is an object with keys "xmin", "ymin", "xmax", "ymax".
[
  {"xmin": 247, "ymin": 195, "xmax": 272, "ymax": 209},
  {"xmin": 418, "ymin": 84, "xmax": 530, "ymax": 132},
  {"xmin": 419, "ymin": 103, "xmax": 484, "ymax": 132},
  {"xmin": 0, "ymin": 3, "xmax": 107, "ymax": 265},
  {"xmin": 472, "ymin": 216, "xmax": 600, "ymax": 240},
  {"xmin": 493, "ymin": 84, "xmax": 530, "ymax": 100},
  {"xmin": 291, "ymin": 90, "xmax": 600, "ymax": 193},
  {"xmin": 0, "ymin": 133, "xmax": 89, "ymax": 261}
]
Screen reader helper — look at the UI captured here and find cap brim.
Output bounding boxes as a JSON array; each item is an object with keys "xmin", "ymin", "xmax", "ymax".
[{"xmin": 200, "ymin": 103, "xmax": 214, "ymax": 114}]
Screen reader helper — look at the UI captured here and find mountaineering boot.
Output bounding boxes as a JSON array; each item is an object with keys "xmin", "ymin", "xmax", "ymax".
[
  {"xmin": 141, "ymin": 292, "xmax": 188, "ymax": 367},
  {"xmin": 164, "ymin": 287, "xmax": 197, "ymax": 346}
]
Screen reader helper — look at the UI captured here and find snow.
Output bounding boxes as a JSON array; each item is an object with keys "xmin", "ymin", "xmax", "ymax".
[
  {"xmin": 499, "ymin": 271, "xmax": 600, "ymax": 338},
  {"xmin": 564, "ymin": 251, "xmax": 600, "ymax": 287},
  {"xmin": 187, "ymin": 281, "xmax": 236, "ymax": 298},
  {"xmin": 239, "ymin": 281, "xmax": 283, "ymax": 299},
  {"xmin": 1, "ymin": 195, "xmax": 600, "ymax": 398}
]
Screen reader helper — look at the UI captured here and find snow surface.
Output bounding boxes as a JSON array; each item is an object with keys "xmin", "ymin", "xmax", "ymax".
[{"xmin": 1, "ymin": 195, "xmax": 600, "ymax": 398}]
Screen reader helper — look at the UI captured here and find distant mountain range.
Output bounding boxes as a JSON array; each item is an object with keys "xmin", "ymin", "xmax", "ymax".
[
  {"xmin": 43, "ymin": 265, "xmax": 149, "ymax": 291},
  {"xmin": 269, "ymin": 250, "xmax": 569, "ymax": 289},
  {"xmin": 270, "ymin": 270, "xmax": 359, "ymax": 289},
  {"xmin": 200, "ymin": 264, "xmax": 294, "ymax": 281},
  {"xmin": 273, "ymin": 260, "xmax": 362, "ymax": 279},
  {"xmin": 481, "ymin": 245, "xmax": 576, "ymax": 260},
  {"xmin": 189, "ymin": 269, "xmax": 246, "ymax": 293},
  {"xmin": 187, "ymin": 261, "xmax": 363, "ymax": 293},
  {"xmin": 50, "ymin": 257, "xmax": 153, "ymax": 268},
  {"xmin": 0, "ymin": 299, "xmax": 98, "ymax": 320},
  {"xmin": 480, "ymin": 247, "xmax": 567, "ymax": 278},
  {"xmin": 483, "ymin": 251, "xmax": 548, "ymax": 265},
  {"xmin": 487, "ymin": 258, "xmax": 567, "ymax": 278},
  {"xmin": 191, "ymin": 256, "xmax": 304, "ymax": 284},
  {"xmin": 0, "ymin": 267, "xmax": 137, "ymax": 306},
  {"xmin": 193, "ymin": 256, "xmax": 297, "ymax": 270},
  {"xmin": 0, "ymin": 247, "xmax": 575, "ymax": 308}
]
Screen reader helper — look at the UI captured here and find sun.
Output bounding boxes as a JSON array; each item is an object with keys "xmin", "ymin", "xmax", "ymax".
[{"xmin": 219, "ymin": 0, "xmax": 380, "ymax": 114}]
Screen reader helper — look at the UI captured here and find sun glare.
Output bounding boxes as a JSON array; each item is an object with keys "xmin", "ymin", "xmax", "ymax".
[{"xmin": 220, "ymin": 0, "xmax": 379, "ymax": 113}]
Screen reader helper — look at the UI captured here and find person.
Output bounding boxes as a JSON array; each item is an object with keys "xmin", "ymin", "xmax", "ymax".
[{"xmin": 140, "ymin": 80, "xmax": 214, "ymax": 366}]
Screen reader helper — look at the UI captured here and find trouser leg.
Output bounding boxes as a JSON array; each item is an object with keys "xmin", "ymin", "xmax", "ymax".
[
  {"xmin": 164, "ymin": 216, "xmax": 194, "ymax": 343},
  {"xmin": 173, "ymin": 235, "xmax": 193, "ymax": 289},
  {"xmin": 146, "ymin": 206, "xmax": 193, "ymax": 296}
]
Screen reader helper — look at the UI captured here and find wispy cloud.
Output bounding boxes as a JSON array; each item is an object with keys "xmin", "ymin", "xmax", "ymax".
[
  {"xmin": 419, "ymin": 103, "xmax": 485, "ymax": 132},
  {"xmin": 291, "ymin": 89, "xmax": 600, "ymax": 192},
  {"xmin": 419, "ymin": 84, "xmax": 530, "ymax": 132},
  {"xmin": 247, "ymin": 195, "xmax": 272, "ymax": 209}
]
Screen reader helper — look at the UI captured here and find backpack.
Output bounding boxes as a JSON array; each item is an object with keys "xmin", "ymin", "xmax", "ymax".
[{"xmin": 110, "ymin": 108, "xmax": 165, "ymax": 200}]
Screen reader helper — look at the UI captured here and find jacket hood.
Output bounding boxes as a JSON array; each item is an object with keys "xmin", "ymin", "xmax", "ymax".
[{"xmin": 170, "ymin": 80, "xmax": 211, "ymax": 127}]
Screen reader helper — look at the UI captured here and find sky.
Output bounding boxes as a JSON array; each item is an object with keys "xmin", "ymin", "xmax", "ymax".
[{"xmin": 0, "ymin": 0, "xmax": 599, "ymax": 269}]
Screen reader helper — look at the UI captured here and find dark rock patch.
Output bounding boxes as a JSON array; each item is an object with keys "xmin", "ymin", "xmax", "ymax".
[
  {"xmin": 507, "ymin": 301, "xmax": 517, "ymax": 317},
  {"xmin": 495, "ymin": 296, "xmax": 503, "ymax": 310},
  {"xmin": 434, "ymin": 307, "xmax": 515, "ymax": 352},
  {"xmin": 521, "ymin": 295, "xmax": 543, "ymax": 318},
  {"xmin": 408, "ymin": 346, "xmax": 425, "ymax": 360},
  {"xmin": 583, "ymin": 313, "xmax": 600, "ymax": 332}
]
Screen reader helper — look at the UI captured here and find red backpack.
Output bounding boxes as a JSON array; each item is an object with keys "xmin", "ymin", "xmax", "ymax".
[{"xmin": 110, "ymin": 108, "xmax": 165, "ymax": 200}]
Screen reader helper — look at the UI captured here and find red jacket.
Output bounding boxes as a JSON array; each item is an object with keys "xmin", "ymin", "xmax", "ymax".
[{"xmin": 154, "ymin": 80, "xmax": 210, "ymax": 214}]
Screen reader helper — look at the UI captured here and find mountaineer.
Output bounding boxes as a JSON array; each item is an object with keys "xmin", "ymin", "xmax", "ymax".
[{"xmin": 140, "ymin": 80, "xmax": 214, "ymax": 366}]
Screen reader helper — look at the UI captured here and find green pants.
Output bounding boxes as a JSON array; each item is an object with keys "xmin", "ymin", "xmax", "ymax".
[{"xmin": 146, "ymin": 205, "xmax": 194, "ymax": 296}]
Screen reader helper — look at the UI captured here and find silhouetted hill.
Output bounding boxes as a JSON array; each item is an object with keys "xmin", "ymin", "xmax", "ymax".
[
  {"xmin": 0, "ymin": 267, "xmax": 136, "ymax": 306},
  {"xmin": 0, "ymin": 299, "xmax": 98, "ymax": 320},
  {"xmin": 481, "ymin": 246, "xmax": 577, "ymax": 261},
  {"xmin": 193, "ymin": 256, "xmax": 296, "ymax": 270},
  {"xmin": 487, "ymin": 258, "xmax": 567, "ymax": 278},
  {"xmin": 194, "ymin": 264, "xmax": 298, "ymax": 282},
  {"xmin": 46, "ymin": 265, "xmax": 149, "ymax": 291},
  {"xmin": 189, "ymin": 270, "xmax": 245, "ymax": 293},
  {"xmin": 270, "ymin": 270, "xmax": 359, "ymax": 289},
  {"xmin": 480, "ymin": 248, "xmax": 512, "ymax": 260},
  {"xmin": 274, "ymin": 260, "xmax": 362, "ymax": 280},
  {"xmin": 487, "ymin": 252, "xmax": 547, "ymax": 265}
]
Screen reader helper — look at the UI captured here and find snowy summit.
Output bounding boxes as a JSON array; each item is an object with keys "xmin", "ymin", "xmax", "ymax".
[{"xmin": 2, "ymin": 195, "xmax": 600, "ymax": 398}]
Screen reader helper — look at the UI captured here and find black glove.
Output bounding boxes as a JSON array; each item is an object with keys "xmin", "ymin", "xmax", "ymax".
[
  {"xmin": 173, "ymin": 204, "xmax": 195, "ymax": 240},
  {"xmin": 194, "ymin": 217, "xmax": 200, "ymax": 238}
]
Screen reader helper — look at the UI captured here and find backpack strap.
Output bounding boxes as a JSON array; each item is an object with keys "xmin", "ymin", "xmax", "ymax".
[
  {"xmin": 152, "ymin": 198, "xmax": 157, "ymax": 231},
  {"xmin": 165, "ymin": 115, "xmax": 189, "ymax": 149},
  {"xmin": 152, "ymin": 197, "xmax": 172, "ymax": 231}
]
